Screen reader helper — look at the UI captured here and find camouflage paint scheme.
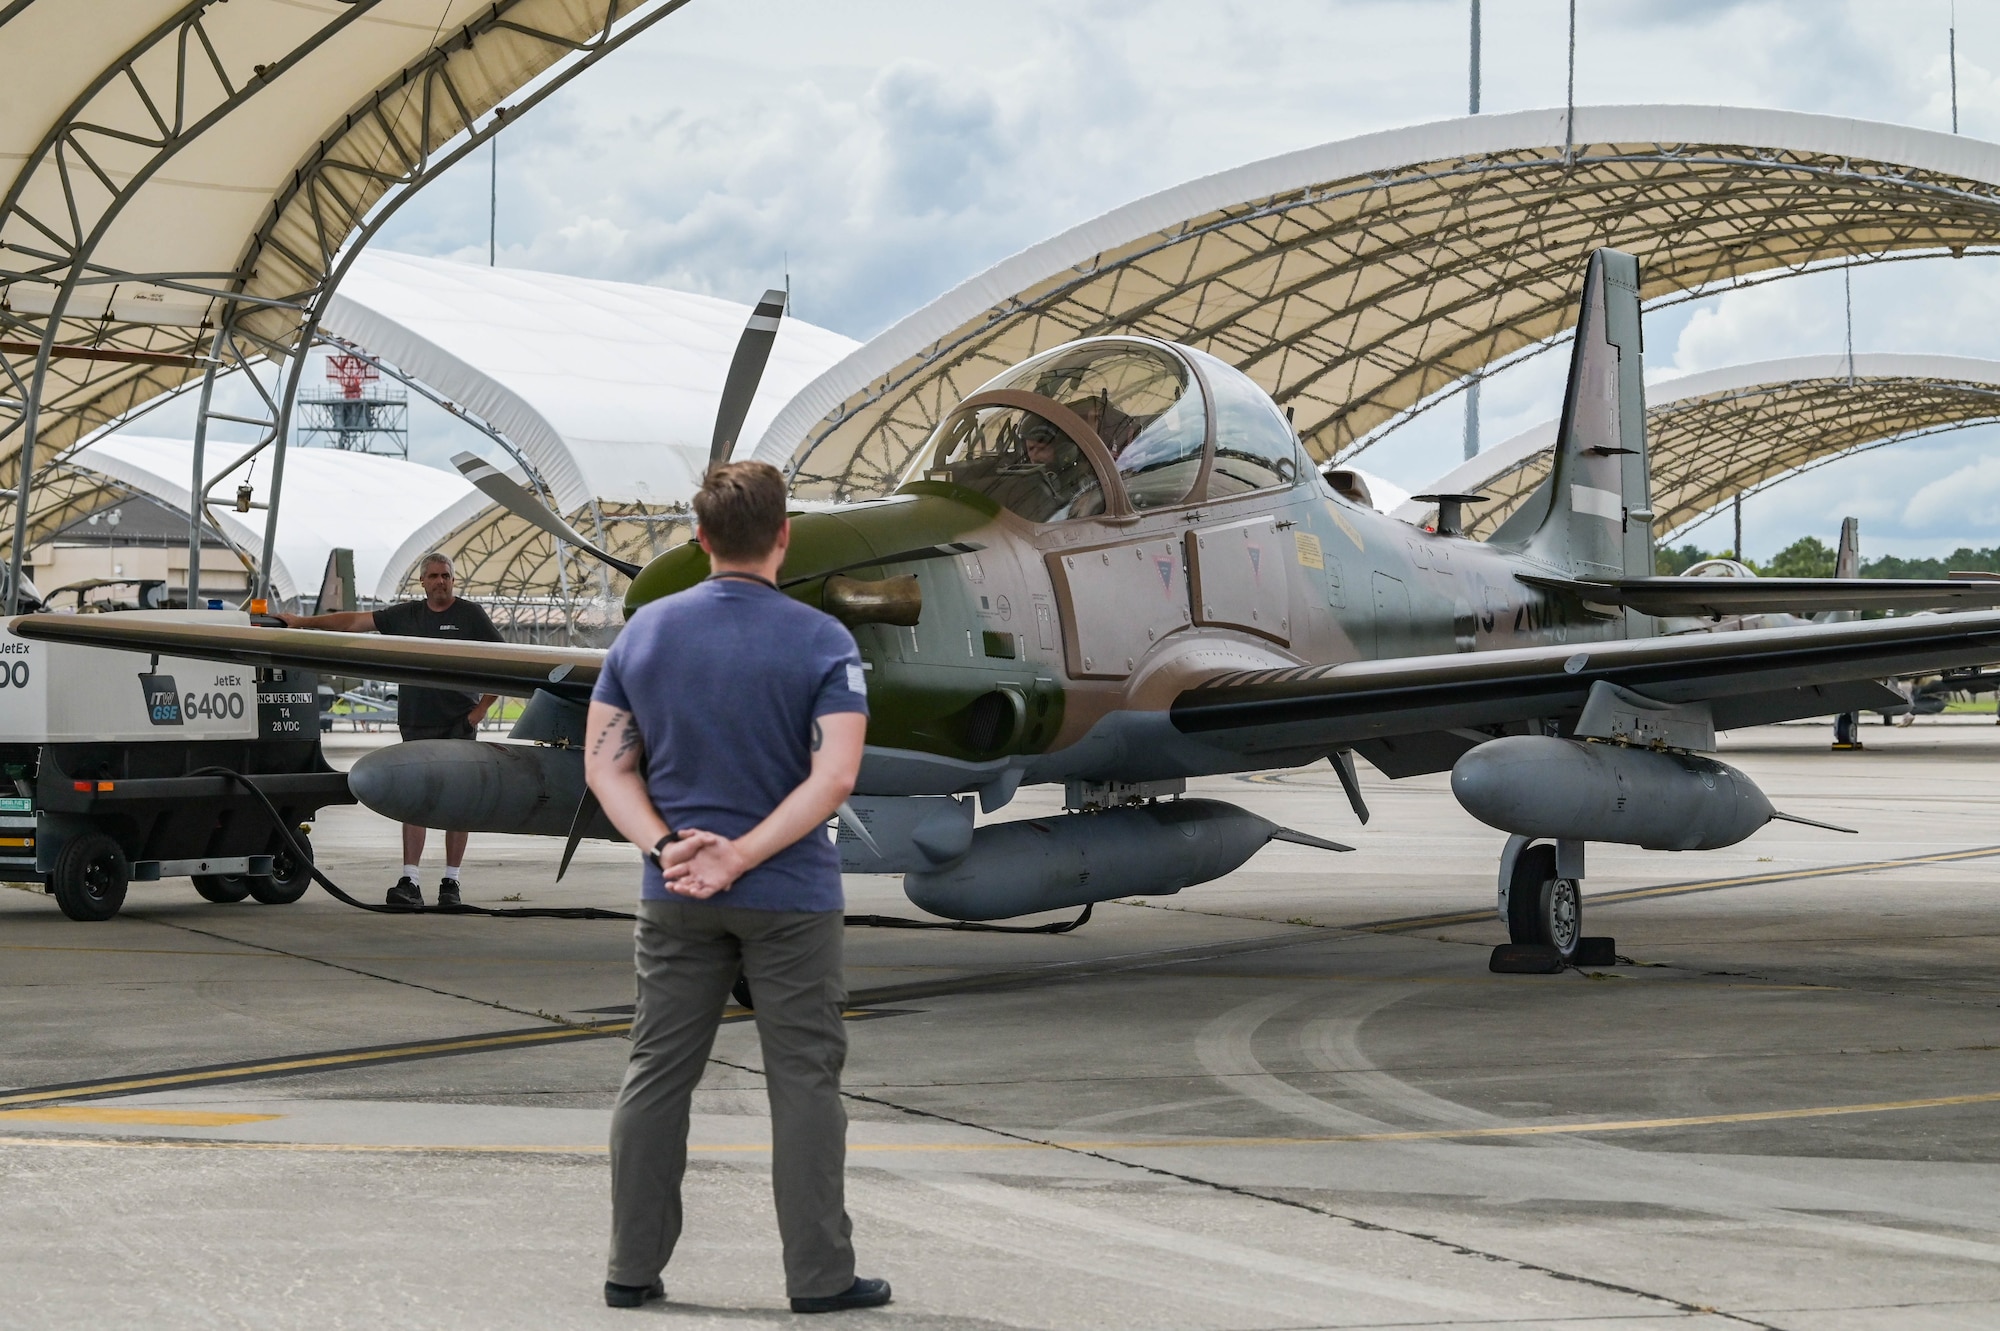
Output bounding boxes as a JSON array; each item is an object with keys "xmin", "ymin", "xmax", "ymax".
[{"xmin": 22, "ymin": 248, "xmax": 2000, "ymax": 839}]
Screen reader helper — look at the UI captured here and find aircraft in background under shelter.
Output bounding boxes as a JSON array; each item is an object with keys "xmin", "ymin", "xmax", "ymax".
[{"xmin": 27, "ymin": 250, "xmax": 2000, "ymax": 963}]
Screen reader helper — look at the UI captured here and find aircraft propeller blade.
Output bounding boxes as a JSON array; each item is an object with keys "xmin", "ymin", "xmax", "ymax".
[
  {"xmin": 835, "ymin": 801, "xmax": 882, "ymax": 858},
  {"xmin": 708, "ymin": 288, "xmax": 787, "ymax": 468},
  {"xmin": 556, "ymin": 786, "xmax": 603, "ymax": 882},
  {"xmin": 452, "ymin": 452, "xmax": 643, "ymax": 578}
]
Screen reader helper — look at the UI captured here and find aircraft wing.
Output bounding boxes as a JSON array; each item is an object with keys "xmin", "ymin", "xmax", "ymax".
[
  {"xmin": 1519, "ymin": 573, "xmax": 2000, "ymax": 617},
  {"xmin": 8, "ymin": 614, "xmax": 601, "ymax": 698},
  {"xmin": 1170, "ymin": 609, "xmax": 2000, "ymax": 765}
]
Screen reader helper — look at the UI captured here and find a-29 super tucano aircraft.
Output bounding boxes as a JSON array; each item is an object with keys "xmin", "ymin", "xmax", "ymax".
[{"xmin": 26, "ymin": 249, "xmax": 2000, "ymax": 962}]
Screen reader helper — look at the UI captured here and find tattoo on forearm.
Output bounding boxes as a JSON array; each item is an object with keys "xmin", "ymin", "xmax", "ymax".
[
  {"xmin": 811, "ymin": 718, "xmax": 823, "ymax": 752},
  {"xmin": 591, "ymin": 710, "xmax": 638, "ymax": 760}
]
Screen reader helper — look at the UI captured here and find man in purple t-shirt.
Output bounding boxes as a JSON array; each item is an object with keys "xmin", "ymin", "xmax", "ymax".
[{"xmin": 584, "ymin": 461, "xmax": 889, "ymax": 1315}]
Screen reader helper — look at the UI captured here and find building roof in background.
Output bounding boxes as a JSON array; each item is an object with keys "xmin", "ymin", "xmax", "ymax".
[{"xmin": 323, "ymin": 252, "xmax": 861, "ymax": 513}]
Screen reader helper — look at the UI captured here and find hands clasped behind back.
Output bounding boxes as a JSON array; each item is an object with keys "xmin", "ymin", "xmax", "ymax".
[{"xmin": 655, "ymin": 830, "xmax": 744, "ymax": 898}]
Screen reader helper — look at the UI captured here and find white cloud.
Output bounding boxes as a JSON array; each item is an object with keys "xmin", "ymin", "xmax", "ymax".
[{"xmin": 1903, "ymin": 452, "xmax": 2000, "ymax": 530}]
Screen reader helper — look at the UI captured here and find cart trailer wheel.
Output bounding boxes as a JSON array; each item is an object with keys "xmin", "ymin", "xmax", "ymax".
[
  {"xmin": 192, "ymin": 874, "xmax": 252, "ymax": 904},
  {"xmin": 247, "ymin": 833, "xmax": 313, "ymax": 906},
  {"xmin": 51, "ymin": 832, "xmax": 130, "ymax": 922}
]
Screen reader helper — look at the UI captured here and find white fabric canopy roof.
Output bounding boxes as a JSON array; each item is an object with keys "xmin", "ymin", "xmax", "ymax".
[
  {"xmin": 323, "ymin": 252, "xmax": 860, "ymax": 512},
  {"xmin": 71, "ymin": 434, "xmax": 472, "ymax": 602}
]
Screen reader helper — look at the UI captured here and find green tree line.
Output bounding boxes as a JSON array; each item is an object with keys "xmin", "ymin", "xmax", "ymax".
[{"xmin": 1656, "ymin": 537, "xmax": 2000, "ymax": 579}]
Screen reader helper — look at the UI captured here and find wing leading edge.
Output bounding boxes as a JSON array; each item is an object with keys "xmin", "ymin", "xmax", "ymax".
[
  {"xmin": 1170, "ymin": 609, "xmax": 2000, "ymax": 756},
  {"xmin": 1516, "ymin": 573, "xmax": 2000, "ymax": 618},
  {"xmin": 8, "ymin": 615, "xmax": 602, "ymax": 698}
]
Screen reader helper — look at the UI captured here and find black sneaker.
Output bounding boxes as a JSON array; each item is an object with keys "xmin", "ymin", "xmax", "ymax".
[
  {"xmin": 791, "ymin": 1277, "xmax": 891, "ymax": 1314},
  {"xmin": 604, "ymin": 1279, "xmax": 663, "ymax": 1308},
  {"xmin": 385, "ymin": 876, "xmax": 422, "ymax": 908},
  {"xmin": 436, "ymin": 879, "xmax": 461, "ymax": 908}
]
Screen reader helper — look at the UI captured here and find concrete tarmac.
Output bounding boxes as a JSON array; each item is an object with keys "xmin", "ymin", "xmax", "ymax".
[{"xmin": 6, "ymin": 723, "xmax": 2000, "ymax": 1328}]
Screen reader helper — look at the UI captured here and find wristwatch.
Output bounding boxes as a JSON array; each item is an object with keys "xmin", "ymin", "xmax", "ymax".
[{"xmin": 644, "ymin": 831, "xmax": 681, "ymax": 869}]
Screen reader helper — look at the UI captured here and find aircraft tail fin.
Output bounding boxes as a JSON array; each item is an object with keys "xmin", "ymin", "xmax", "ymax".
[
  {"xmin": 1815, "ymin": 516, "xmax": 1863, "ymax": 624},
  {"xmin": 1836, "ymin": 516, "xmax": 1860, "ymax": 578},
  {"xmin": 1488, "ymin": 248, "xmax": 1654, "ymax": 586},
  {"xmin": 316, "ymin": 547, "xmax": 356, "ymax": 615}
]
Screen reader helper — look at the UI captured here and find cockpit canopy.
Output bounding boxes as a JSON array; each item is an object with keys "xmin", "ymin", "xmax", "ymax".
[{"xmin": 908, "ymin": 338, "xmax": 1306, "ymax": 524}]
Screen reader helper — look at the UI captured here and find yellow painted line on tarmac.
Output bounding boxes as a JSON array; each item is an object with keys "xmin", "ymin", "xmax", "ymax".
[
  {"xmin": 1356, "ymin": 843, "xmax": 2000, "ymax": 936},
  {"xmin": 8, "ymin": 1086, "xmax": 2000, "ymax": 1156},
  {"xmin": 1099, "ymin": 1086, "xmax": 2000, "ymax": 1147},
  {"xmin": 0, "ymin": 1107, "xmax": 281, "ymax": 1127},
  {"xmin": 0, "ymin": 1021, "xmax": 634, "ymax": 1108},
  {"xmin": 0, "ymin": 1136, "xmax": 612, "ymax": 1155},
  {"xmin": 0, "ymin": 944, "xmax": 275, "ymax": 957}
]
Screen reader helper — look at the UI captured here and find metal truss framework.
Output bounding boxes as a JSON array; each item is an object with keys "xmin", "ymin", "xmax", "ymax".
[
  {"xmin": 0, "ymin": 0, "xmax": 693, "ymax": 609},
  {"xmin": 782, "ymin": 116, "xmax": 2000, "ymax": 504},
  {"xmin": 4, "ymin": 466, "xmax": 143, "ymax": 574},
  {"xmin": 1426, "ymin": 356, "xmax": 2000, "ymax": 543}
]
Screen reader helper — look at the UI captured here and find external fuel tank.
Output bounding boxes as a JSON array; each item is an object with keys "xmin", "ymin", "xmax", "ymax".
[
  {"xmin": 903, "ymin": 797, "xmax": 1340, "ymax": 921},
  {"xmin": 1450, "ymin": 735, "xmax": 1774, "ymax": 852}
]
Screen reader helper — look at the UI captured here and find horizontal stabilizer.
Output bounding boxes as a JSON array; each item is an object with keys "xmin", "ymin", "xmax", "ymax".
[{"xmin": 1517, "ymin": 573, "xmax": 2000, "ymax": 617}]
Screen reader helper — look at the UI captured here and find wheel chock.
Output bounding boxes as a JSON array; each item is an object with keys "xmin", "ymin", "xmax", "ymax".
[
  {"xmin": 1572, "ymin": 936, "xmax": 1618, "ymax": 967},
  {"xmin": 1489, "ymin": 943, "xmax": 1566, "ymax": 974}
]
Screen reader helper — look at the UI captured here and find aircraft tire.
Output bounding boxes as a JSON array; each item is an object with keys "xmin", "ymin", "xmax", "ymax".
[
  {"xmin": 51, "ymin": 831, "xmax": 129, "ymax": 922},
  {"xmin": 1505, "ymin": 843, "xmax": 1581, "ymax": 960},
  {"xmin": 246, "ymin": 833, "xmax": 313, "ymax": 906},
  {"xmin": 192, "ymin": 874, "xmax": 252, "ymax": 903}
]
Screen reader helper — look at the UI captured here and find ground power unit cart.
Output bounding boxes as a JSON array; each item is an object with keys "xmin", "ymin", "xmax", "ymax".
[{"xmin": 0, "ymin": 611, "xmax": 353, "ymax": 921}]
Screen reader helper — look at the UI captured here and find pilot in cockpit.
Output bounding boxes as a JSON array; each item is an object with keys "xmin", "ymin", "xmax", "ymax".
[
  {"xmin": 1012, "ymin": 416, "xmax": 1104, "ymax": 520},
  {"xmin": 1023, "ymin": 420, "xmax": 1060, "ymax": 469}
]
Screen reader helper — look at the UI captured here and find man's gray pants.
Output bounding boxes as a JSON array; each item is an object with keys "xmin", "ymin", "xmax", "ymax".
[{"xmin": 607, "ymin": 898, "xmax": 854, "ymax": 1297}]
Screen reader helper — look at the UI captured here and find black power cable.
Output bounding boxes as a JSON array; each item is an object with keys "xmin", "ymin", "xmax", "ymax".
[
  {"xmin": 191, "ymin": 767, "xmax": 635, "ymax": 920},
  {"xmin": 188, "ymin": 766, "xmax": 1092, "ymax": 934}
]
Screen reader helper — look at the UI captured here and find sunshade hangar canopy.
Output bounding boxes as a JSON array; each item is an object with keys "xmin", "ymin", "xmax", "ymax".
[
  {"xmin": 761, "ymin": 105, "xmax": 2000, "ymax": 503},
  {"xmin": 0, "ymin": 0, "xmax": 692, "ymax": 588}
]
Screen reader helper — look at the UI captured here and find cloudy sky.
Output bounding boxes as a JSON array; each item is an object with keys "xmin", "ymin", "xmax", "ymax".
[{"xmin": 252, "ymin": 1, "xmax": 2000, "ymax": 560}]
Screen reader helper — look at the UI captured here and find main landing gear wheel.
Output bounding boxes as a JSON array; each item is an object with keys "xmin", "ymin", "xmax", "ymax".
[
  {"xmin": 1505, "ymin": 843, "xmax": 1582, "ymax": 961},
  {"xmin": 246, "ymin": 832, "xmax": 314, "ymax": 906},
  {"xmin": 192, "ymin": 874, "xmax": 252, "ymax": 903},
  {"xmin": 51, "ymin": 831, "xmax": 130, "ymax": 922}
]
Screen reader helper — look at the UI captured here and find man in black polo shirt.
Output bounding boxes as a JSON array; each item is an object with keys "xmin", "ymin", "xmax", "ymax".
[{"xmin": 280, "ymin": 551, "xmax": 502, "ymax": 907}]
